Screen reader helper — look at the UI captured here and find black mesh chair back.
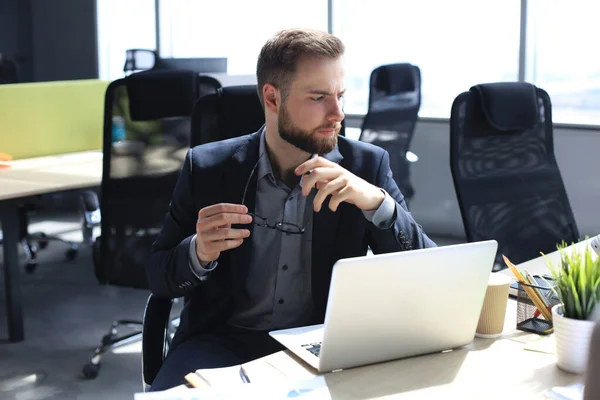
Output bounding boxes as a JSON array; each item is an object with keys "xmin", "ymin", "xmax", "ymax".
[
  {"xmin": 190, "ymin": 85, "xmax": 265, "ymax": 146},
  {"xmin": 96, "ymin": 70, "xmax": 221, "ymax": 288},
  {"xmin": 450, "ymin": 82, "xmax": 579, "ymax": 267},
  {"xmin": 359, "ymin": 63, "xmax": 421, "ymax": 203}
]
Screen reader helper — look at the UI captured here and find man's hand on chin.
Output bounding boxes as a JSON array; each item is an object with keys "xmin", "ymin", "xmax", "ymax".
[{"xmin": 295, "ymin": 157, "xmax": 386, "ymax": 212}]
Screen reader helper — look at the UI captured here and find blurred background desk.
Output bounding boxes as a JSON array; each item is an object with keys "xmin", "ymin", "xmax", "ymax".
[{"xmin": 0, "ymin": 151, "xmax": 102, "ymax": 342}]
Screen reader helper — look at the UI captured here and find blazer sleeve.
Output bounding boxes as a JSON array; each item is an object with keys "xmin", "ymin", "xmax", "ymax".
[
  {"xmin": 146, "ymin": 149, "xmax": 205, "ymax": 298},
  {"xmin": 366, "ymin": 150, "xmax": 437, "ymax": 254}
]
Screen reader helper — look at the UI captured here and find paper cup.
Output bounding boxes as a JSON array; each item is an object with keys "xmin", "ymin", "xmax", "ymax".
[{"xmin": 475, "ymin": 273, "xmax": 511, "ymax": 338}]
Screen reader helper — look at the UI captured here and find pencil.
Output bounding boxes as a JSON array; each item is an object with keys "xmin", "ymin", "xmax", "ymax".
[
  {"xmin": 503, "ymin": 255, "xmax": 553, "ymax": 321},
  {"xmin": 504, "ymin": 257, "xmax": 552, "ymax": 320},
  {"xmin": 185, "ymin": 372, "xmax": 208, "ymax": 389}
]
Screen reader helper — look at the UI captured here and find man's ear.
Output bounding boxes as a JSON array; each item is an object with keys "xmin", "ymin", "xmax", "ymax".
[{"xmin": 263, "ymin": 84, "xmax": 280, "ymax": 113}]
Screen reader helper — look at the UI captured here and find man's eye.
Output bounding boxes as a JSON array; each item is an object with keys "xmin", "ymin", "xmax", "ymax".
[{"xmin": 312, "ymin": 96, "xmax": 324, "ymax": 102}]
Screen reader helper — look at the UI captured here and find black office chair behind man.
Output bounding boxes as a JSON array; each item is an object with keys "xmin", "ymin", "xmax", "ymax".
[
  {"xmin": 450, "ymin": 82, "xmax": 580, "ymax": 268},
  {"xmin": 80, "ymin": 69, "xmax": 221, "ymax": 379},
  {"xmin": 359, "ymin": 63, "xmax": 421, "ymax": 207},
  {"xmin": 141, "ymin": 85, "xmax": 266, "ymax": 391}
]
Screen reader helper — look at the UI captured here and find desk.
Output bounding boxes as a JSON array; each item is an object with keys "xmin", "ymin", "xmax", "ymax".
[
  {"xmin": 0, "ymin": 151, "xmax": 102, "ymax": 342},
  {"xmin": 184, "ymin": 301, "xmax": 582, "ymax": 399}
]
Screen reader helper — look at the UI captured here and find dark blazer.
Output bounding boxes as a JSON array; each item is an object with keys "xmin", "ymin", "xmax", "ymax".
[{"xmin": 148, "ymin": 131, "xmax": 436, "ymax": 348}]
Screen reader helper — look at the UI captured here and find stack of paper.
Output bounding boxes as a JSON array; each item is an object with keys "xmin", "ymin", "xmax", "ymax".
[
  {"xmin": 134, "ymin": 376, "xmax": 330, "ymax": 400},
  {"xmin": 546, "ymin": 383, "xmax": 584, "ymax": 400}
]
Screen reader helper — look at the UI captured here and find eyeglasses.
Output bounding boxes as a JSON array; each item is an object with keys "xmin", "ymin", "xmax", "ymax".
[{"xmin": 241, "ymin": 154, "xmax": 309, "ymax": 235}]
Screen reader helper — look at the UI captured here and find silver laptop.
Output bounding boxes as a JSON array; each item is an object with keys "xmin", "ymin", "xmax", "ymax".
[{"xmin": 269, "ymin": 240, "xmax": 498, "ymax": 372}]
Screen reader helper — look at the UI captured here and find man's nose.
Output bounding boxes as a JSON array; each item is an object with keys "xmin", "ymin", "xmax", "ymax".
[{"xmin": 327, "ymin": 97, "xmax": 345, "ymax": 123}]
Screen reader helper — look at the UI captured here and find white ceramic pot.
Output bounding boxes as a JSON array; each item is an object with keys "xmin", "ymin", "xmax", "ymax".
[{"xmin": 553, "ymin": 304, "xmax": 596, "ymax": 374}]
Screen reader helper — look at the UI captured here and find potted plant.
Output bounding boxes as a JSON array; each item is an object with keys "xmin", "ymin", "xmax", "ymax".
[{"xmin": 546, "ymin": 241, "xmax": 600, "ymax": 374}]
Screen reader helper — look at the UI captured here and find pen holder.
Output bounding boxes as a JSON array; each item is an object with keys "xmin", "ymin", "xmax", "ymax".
[{"xmin": 516, "ymin": 280, "xmax": 560, "ymax": 335}]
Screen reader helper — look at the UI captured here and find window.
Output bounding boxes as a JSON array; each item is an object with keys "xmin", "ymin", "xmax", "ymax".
[
  {"xmin": 96, "ymin": 0, "xmax": 156, "ymax": 81},
  {"xmin": 526, "ymin": 1, "xmax": 600, "ymax": 125},
  {"xmin": 159, "ymin": 0, "xmax": 328, "ymax": 74},
  {"xmin": 333, "ymin": 0, "xmax": 521, "ymax": 117}
]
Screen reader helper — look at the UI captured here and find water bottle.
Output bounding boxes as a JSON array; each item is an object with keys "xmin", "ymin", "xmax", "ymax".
[{"xmin": 111, "ymin": 116, "xmax": 126, "ymax": 142}]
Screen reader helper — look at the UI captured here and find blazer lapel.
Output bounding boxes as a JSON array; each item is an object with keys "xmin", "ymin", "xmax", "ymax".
[
  {"xmin": 311, "ymin": 145, "xmax": 344, "ymax": 319},
  {"xmin": 221, "ymin": 131, "xmax": 261, "ymax": 293}
]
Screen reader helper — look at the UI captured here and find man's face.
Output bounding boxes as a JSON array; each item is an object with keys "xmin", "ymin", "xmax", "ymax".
[{"xmin": 277, "ymin": 55, "xmax": 345, "ymax": 155}]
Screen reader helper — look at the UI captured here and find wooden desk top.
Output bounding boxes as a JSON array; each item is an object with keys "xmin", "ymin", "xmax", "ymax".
[
  {"xmin": 202, "ymin": 301, "xmax": 583, "ymax": 399},
  {"xmin": 0, "ymin": 151, "xmax": 102, "ymax": 201}
]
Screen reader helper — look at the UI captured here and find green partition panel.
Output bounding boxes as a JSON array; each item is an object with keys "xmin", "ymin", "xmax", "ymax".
[{"xmin": 0, "ymin": 79, "xmax": 109, "ymax": 159}]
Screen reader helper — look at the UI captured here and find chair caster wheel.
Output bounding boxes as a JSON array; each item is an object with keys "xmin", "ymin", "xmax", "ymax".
[
  {"xmin": 66, "ymin": 248, "xmax": 78, "ymax": 261},
  {"xmin": 102, "ymin": 334, "xmax": 116, "ymax": 346},
  {"xmin": 82, "ymin": 362, "xmax": 100, "ymax": 379},
  {"xmin": 25, "ymin": 262, "xmax": 37, "ymax": 274}
]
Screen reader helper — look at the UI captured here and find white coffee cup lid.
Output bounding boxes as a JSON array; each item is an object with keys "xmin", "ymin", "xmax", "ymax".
[{"xmin": 489, "ymin": 272, "xmax": 512, "ymax": 286}]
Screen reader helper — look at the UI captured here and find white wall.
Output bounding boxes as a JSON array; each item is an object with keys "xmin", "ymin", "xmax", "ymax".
[{"xmin": 401, "ymin": 121, "xmax": 600, "ymax": 239}]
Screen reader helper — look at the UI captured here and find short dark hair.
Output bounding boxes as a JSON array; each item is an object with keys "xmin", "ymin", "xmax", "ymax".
[{"xmin": 256, "ymin": 28, "xmax": 345, "ymax": 108}]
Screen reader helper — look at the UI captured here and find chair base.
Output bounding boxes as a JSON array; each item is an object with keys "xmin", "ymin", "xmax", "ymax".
[
  {"xmin": 22, "ymin": 232, "xmax": 79, "ymax": 274},
  {"xmin": 82, "ymin": 319, "xmax": 143, "ymax": 380},
  {"xmin": 0, "ymin": 231, "xmax": 79, "ymax": 273}
]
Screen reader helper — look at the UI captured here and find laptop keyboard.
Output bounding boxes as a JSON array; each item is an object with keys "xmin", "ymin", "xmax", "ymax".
[{"xmin": 301, "ymin": 342, "xmax": 322, "ymax": 357}]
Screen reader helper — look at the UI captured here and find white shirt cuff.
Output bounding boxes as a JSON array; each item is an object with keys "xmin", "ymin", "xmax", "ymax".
[
  {"xmin": 361, "ymin": 189, "xmax": 396, "ymax": 229},
  {"xmin": 189, "ymin": 234, "xmax": 218, "ymax": 280}
]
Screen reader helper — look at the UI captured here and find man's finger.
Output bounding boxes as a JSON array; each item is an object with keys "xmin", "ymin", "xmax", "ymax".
[
  {"xmin": 202, "ymin": 228, "xmax": 250, "ymax": 242},
  {"xmin": 295, "ymin": 156, "xmax": 333, "ymax": 176},
  {"xmin": 301, "ymin": 168, "xmax": 341, "ymax": 196},
  {"xmin": 329, "ymin": 186, "xmax": 352, "ymax": 212},
  {"xmin": 313, "ymin": 177, "xmax": 346, "ymax": 212},
  {"xmin": 198, "ymin": 203, "xmax": 248, "ymax": 219},
  {"xmin": 204, "ymin": 238, "xmax": 244, "ymax": 253},
  {"xmin": 197, "ymin": 213, "xmax": 252, "ymax": 231}
]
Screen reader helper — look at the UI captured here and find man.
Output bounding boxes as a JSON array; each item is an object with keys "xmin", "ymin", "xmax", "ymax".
[{"xmin": 148, "ymin": 28, "xmax": 436, "ymax": 391}]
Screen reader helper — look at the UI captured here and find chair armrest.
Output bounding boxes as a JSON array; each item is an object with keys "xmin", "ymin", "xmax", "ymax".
[
  {"xmin": 142, "ymin": 293, "xmax": 174, "ymax": 388},
  {"xmin": 80, "ymin": 190, "xmax": 100, "ymax": 212}
]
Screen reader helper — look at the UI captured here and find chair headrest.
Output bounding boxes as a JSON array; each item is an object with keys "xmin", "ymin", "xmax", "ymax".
[
  {"xmin": 126, "ymin": 69, "xmax": 198, "ymax": 121},
  {"xmin": 470, "ymin": 82, "xmax": 539, "ymax": 131},
  {"xmin": 373, "ymin": 63, "xmax": 418, "ymax": 94},
  {"xmin": 214, "ymin": 85, "xmax": 264, "ymax": 136},
  {"xmin": 191, "ymin": 85, "xmax": 265, "ymax": 145}
]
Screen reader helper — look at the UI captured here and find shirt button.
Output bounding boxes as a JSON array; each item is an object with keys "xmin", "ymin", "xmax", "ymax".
[
  {"xmin": 282, "ymin": 264, "xmax": 288, "ymax": 271},
  {"xmin": 278, "ymin": 298, "xmax": 285, "ymax": 304}
]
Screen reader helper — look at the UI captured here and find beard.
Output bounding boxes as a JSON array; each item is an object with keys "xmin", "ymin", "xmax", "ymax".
[{"xmin": 278, "ymin": 104, "xmax": 340, "ymax": 155}]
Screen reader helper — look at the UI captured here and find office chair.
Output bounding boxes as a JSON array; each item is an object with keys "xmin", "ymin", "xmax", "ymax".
[
  {"xmin": 359, "ymin": 63, "xmax": 421, "ymax": 207},
  {"xmin": 450, "ymin": 82, "xmax": 579, "ymax": 269},
  {"xmin": 80, "ymin": 70, "xmax": 221, "ymax": 380},
  {"xmin": 0, "ymin": 54, "xmax": 80, "ymax": 272},
  {"xmin": 123, "ymin": 49, "xmax": 157, "ymax": 74},
  {"xmin": 141, "ymin": 85, "xmax": 265, "ymax": 390},
  {"xmin": 123, "ymin": 48, "xmax": 228, "ymax": 76}
]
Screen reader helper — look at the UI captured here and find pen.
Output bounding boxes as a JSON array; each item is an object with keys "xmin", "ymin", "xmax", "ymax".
[{"xmin": 239, "ymin": 366, "xmax": 251, "ymax": 383}]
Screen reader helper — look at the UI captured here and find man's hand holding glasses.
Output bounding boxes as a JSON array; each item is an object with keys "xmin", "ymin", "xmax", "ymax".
[{"xmin": 195, "ymin": 204, "xmax": 252, "ymax": 267}]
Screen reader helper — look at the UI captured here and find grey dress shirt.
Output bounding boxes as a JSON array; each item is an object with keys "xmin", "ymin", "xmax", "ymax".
[{"xmin": 189, "ymin": 130, "xmax": 396, "ymax": 330}]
